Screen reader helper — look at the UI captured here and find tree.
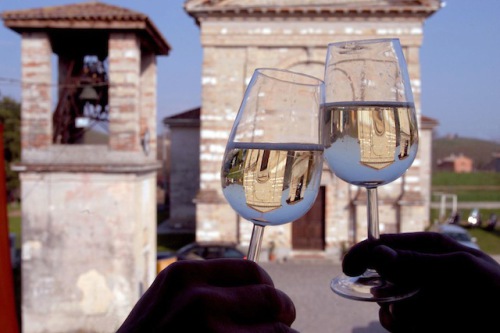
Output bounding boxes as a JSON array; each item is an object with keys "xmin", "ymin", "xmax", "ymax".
[{"xmin": 0, "ymin": 95, "xmax": 21, "ymax": 202}]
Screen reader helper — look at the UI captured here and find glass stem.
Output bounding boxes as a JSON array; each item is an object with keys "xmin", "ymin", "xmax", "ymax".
[
  {"xmin": 247, "ymin": 224, "xmax": 265, "ymax": 262},
  {"xmin": 367, "ymin": 187, "xmax": 380, "ymax": 241}
]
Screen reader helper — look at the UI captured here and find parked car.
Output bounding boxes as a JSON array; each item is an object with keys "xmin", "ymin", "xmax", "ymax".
[
  {"xmin": 156, "ymin": 241, "xmax": 246, "ymax": 272},
  {"xmin": 175, "ymin": 241, "xmax": 247, "ymax": 260},
  {"xmin": 467, "ymin": 208, "xmax": 482, "ymax": 227},
  {"xmin": 432, "ymin": 224, "xmax": 480, "ymax": 250}
]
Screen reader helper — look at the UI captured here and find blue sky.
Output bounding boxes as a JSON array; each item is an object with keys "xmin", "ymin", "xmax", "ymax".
[{"xmin": 1, "ymin": 0, "xmax": 499, "ymax": 142}]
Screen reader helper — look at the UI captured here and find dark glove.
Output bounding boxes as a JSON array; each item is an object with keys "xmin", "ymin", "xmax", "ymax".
[
  {"xmin": 117, "ymin": 258, "xmax": 298, "ymax": 333},
  {"xmin": 343, "ymin": 232, "xmax": 500, "ymax": 332}
]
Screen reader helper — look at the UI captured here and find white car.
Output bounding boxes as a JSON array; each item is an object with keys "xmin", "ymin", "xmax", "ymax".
[{"xmin": 433, "ymin": 224, "xmax": 480, "ymax": 250}]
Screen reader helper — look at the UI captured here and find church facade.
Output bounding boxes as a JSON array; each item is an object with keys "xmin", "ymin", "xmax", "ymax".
[{"xmin": 184, "ymin": 0, "xmax": 441, "ymax": 260}]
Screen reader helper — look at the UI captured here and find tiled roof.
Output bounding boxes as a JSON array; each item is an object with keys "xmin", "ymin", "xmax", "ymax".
[
  {"xmin": 1, "ymin": 1, "xmax": 170, "ymax": 55},
  {"xmin": 163, "ymin": 107, "xmax": 201, "ymax": 127},
  {"xmin": 437, "ymin": 153, "xmax": 471, "ymax": 164},
  {"xmin": 1, "ymin": 1, "xmax": 146, "ymax": 21},
  {"xmin": 421, "ymin": 115, "xmax": 439, "ymax": 130}
]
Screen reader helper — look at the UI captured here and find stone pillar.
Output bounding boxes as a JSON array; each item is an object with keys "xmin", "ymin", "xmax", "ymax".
[
  {"xmin": 195, "ymin": 45, "xmax": 248, "ymax": 242},
  {"xmin": 108, "ymin": 33, "xmax": 141, "ymax": 152},
  {"xmin": 140, "ymin": 51, "xmax": 158, "ymax": 160},
  {"xmin": 20, "ymin": 32, "xmax": 52, "ymax": 151}
]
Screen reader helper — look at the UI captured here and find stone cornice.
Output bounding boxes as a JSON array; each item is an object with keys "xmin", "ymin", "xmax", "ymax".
[
  {"xmin": 185, "ymin": 0, "xmax": 443, "ymax": 23},
  {"xmin": 12, "ymin": 161, "xmax": 161, "ymax": 174},
  {"xmin": 198, "ymin": 20, "xmax": 425, "ymax": 47}
]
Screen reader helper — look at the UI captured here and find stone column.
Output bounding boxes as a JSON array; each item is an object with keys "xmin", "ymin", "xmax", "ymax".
[
  {"xmin": 108, "ymin": 33, "xmax": 141, "ymax": 152},
  {"xmin": 140, "ymin": 51, "xmax": 157, "ymax": 160},
  {"xmin": 20, "ymin": 32, "xmax": 52, "ymax": 152}
]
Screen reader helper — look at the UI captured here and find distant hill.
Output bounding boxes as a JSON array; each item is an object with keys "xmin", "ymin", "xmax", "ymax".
[{"xmin": 433, "ymin": 136, "xmax": 500, "ymax": 171}]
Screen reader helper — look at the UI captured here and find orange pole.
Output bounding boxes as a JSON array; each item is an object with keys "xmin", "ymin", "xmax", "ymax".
[{"xmin": 0, "ymin": 123, "xmax": 20, "ymax": 332}]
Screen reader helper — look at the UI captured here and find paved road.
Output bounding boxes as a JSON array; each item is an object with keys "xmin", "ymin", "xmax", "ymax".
[
  {"xmin": 261, "ymin": 255, "xmax": 500, "ymax": 333},
  {"xmin": 260, "ymin": 260, "xmax": 388, "ymax": 333}
]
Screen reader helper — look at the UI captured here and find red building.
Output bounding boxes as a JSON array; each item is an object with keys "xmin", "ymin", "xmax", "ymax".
[{"xmin": 437, "ymin": 153, "xmax": 473, "ymax": 173}]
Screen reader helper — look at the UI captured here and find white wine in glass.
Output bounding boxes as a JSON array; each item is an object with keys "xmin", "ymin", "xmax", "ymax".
[
  {"xmin": 323, "ymin": 39, "xmax": 419, "ymax": 302},
  {"xmin": 221, "ymin": 68, "xmax": 324, "ymax": 262}
]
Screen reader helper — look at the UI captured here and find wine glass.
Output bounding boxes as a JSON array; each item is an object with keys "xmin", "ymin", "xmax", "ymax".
[
  {"xmin": 323, "ymin": 38, "xmax": 419, "ymax": 301},
  {"xmin": 221, "ymin": 68, "xmax": 324, "ymax": 262}
]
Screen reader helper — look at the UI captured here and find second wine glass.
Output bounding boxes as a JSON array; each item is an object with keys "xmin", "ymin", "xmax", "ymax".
[
  {"xmin": 323, "ymin": 39, "xmax": 419, "ymax": 301},
  {"xmin": 221, "ymin": 68, "xmax": 324, "ymax": 262}
]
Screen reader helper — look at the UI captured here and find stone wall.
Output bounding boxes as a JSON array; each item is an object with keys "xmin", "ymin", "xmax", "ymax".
[
  {"xmin": 168, "ymin": 125, "xmax": 200, "ymax": 228},
  {"xmin": 20, "ymin": 172, "xmax": 156, "ymax": 332}
]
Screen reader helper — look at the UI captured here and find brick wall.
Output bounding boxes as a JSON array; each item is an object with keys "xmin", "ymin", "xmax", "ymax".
[
  {"xmin": 20, "ymin": 32, "xmax": 52, "ymax": 151},
  {"xmin": 140, "ymin": 52, "xmax": 158, "ymax": 161},
  {"xmin": 108, "ymin": 33, "xmax": 141, "ymax": 152}
]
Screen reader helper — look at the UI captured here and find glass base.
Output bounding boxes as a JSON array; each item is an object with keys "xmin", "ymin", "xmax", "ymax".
[{"xmin": 330, "ymin": 269, "xmax": 418, "ymax": 302}]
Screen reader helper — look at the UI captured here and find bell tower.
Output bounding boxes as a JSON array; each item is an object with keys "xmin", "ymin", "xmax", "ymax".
[{"xmin": 2, "ymin": 2, "xmax": 170, "ymax": 332}]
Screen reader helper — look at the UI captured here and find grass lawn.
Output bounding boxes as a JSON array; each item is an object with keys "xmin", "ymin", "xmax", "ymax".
[
  {"xmin": 469, "ymin": 227, "xmax": 500, "ymax": 254},
  {"xmin": 8, "ymin": 214, "xmax": 21, "ymax": 249},
  {"xmin": 431, "ymin": 172, "xmax": 500, "ymax": 254}
]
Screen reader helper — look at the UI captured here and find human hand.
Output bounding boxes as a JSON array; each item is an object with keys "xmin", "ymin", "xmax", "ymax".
[
  {"xmin": 343, "ymin": 232, "xmax": 500, "ymax": 332},
  {"xmin": 117, "ymin": 258, "xmax": 297, "ymax": 333}
]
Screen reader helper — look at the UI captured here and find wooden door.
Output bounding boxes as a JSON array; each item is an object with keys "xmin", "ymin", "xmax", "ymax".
[{"xmin": 292, "ymin": 186, "xmax": 325, "ymax": 250}]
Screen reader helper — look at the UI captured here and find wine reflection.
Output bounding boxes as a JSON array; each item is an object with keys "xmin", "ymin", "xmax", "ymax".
[
  {"xmin": 226, "ymin": 148, "xmax": 316, "ymax": 213},
  {"xmin": 330, "ymin": 104, "xmax": 414, "ymax": 170}
]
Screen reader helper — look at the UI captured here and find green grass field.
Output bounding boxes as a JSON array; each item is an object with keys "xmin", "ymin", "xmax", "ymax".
[
  {"xmin": 433, "ymin": 172, "xmax": 500, "ymax": 186},
  {"xmin": 431, "ymin": 172, "xmax": 500, "ymax": 254},
  {"xmin": 469, "ymin": 228, "xmax": 500, "ymax": 254},
  {"xmin": 7, "ymin": 203, "xmax": 21, "ymax": 249}
]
